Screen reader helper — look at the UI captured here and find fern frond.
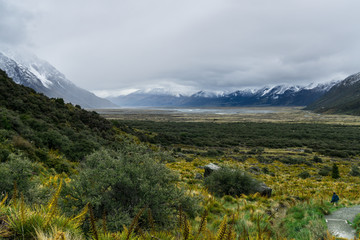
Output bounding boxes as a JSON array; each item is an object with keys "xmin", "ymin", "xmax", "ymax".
[
  {"xmin": 102, "ymin": 210, "xmax": 107, "ymax": 234},
  {"xmin": 0, "ymin": 193, "xmax": 8, "ymax": 206},
  {"xmin": 147, "ymin": 208, "xmax": 155, "ymax": 234},
  {"xmin": 126, "ymin": 207, "xmax": 146, "ymax": 240},
  {"xmin": 178, "ymin": 205, "xmax": 183, "ymax": 230},
  {"xmin": 20, "ymin": 193, "xmax": 25, "ymax": 222},
  {"xmin": 89, "ymin": 203, "xmax": 98, "ymax": 240},
  {"xmin": 183, "ymin": 214, "xmax": 189, "ymax": 240},
  {"xmin": 45, "ymin": 179, "xmax": 63, "ymax": 227},
  {"xmin": 196, "ymin": 209, "xmax": 208, "ymax": 239},
  {"xmin": 11, "ymin": 181, "xmax": 17, "ymax": 206},
  {"xmin": 47, "ymin": 179, "xmax": 63, "ymax": 211},
  {"xmin": 216, "ymin": 216, "xmax": 227, "ymax": 240},
  {"xmin": 136, "ymin": 226, "xmax": 147, "ymax": 240},
  {"xmin": 70, "ymin": 203, "xmax": 89, "ymax": 227},
  {"xmin": 226, "ymin": 215, "xmax": 235, "ymax": 240}
]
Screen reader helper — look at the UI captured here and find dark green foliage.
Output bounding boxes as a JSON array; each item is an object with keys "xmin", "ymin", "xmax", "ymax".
[
  {"xmin": 279, "ymin": 157, "xmax": 311, "ymax": 166},
  {"xmin": 115, "ymin": 120, "xmax": 360, "ymax": 158},
  {"xmin": 201, "ymin": 149, "xmax": 224, "ymax": 157},
  {"xmin": 0, "ymin": 147, "xmax": 10, "ymax": 162},
  {"xmin": 63, "ymin": 145, "xmax": 199, "ymax": 231},
  {"xmin": 350, "ymin": 165, "xmax": 360, "ymax": 177},
  {"xmin": 0, "ymin": 69, "xmax": 115, "ymax": 166},
  {"xmin": 312, "ymin": 156, "xmax": 322, "ymax": 163},
  {"xmin": 248, "ymin": 147, "xmax": 264, "ymax": 155},
  {"xmin": 298, "ymin": 171, "xmax": 311, "ymax": 179},
  {"xmin": 0, "ymin": 153, "xmax": 39, "ymax": 198},
  {"xmin": 332, "ymin": 163, "xmax": 340, "ymax": 179},
  {"xmin": 204, "ymin": 167, "xmax": 260, "ymax": 197},
  {"xmin": 318, "ymin": 166, "xmax": 331, "ymax": 176}
]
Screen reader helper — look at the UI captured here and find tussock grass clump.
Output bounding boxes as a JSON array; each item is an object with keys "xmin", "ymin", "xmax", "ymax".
[{"xmin": 0, "ymin": 182, "xmax": 87, "ymax": 240}]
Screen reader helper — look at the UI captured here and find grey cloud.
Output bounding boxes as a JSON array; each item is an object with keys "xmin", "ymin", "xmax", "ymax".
[
  {"xmin": 0, "ymin": 1, "xmax": 33, "ymax": 46},
  {"xmin": 2, "ymin": 0, "xmax": 360, "ymax": 94}
]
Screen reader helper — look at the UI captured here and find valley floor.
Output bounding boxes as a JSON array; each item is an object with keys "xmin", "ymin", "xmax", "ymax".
[
  {"xmin": 94, "ymin": 106, "xmax": 360, "ymax": 125},
  {"xmin": 93, "ymin": 107, "xmax": 360, "ymax": 239}
]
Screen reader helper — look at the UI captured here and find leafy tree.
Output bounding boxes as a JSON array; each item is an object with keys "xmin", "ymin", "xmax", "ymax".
[{"xmin": 332, "ymin": 163, "xmax": 340, "ymax": 179}]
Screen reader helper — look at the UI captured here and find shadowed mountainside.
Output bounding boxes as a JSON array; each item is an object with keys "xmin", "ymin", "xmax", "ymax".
[{"xmin": 306, "ymin": 72, "xmax": 360, "ymax": 115}]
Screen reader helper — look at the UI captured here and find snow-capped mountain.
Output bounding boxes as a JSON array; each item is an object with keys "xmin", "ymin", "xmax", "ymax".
[
  {"xmin": 338, "ymin": 72, "xmax": 360, "ymax": 87},
  {"xmin": 109, "ymin": 82, "xmax": 338, "ymax": 107},
  {"xmin": 306, "ymin": 72, "xmax": 360, "ymax": 115},
  {"xmin": 0, "ymin": 50, "xmax": 116, "ymax": 108}
]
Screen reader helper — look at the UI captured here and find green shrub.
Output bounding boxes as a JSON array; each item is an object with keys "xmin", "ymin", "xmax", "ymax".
[
  {"xmin": 63, "ymin": 145, "xmax": 199, "ymax": 231},
  {"xmin": 0, "ymin": 148, "xmax": 10, "ymax": 162},
  {"xmin": 204, "ymin": 167, "xmax": 260, "ymax": 197},
  {"xmin": 332, "ymin": 163, "xmax": 340, "ymax": 179},
  {"xmin": 222, "ymin": 195, "xmax": 236, "ymax": 203},
  {"xmin": 279, "ymin": 157, "xmax": 311, "ymax": 166},
  {"xmin": 350, "ymin": 165, "xmax": 360, "ymax": 177},
  {"xmin": 298, "ymin": 171, "xmax": 311, "ymax": 179},
  {"xmin": 201, "ymin": 149, "xmax": 224, "ymax": 157},
  {"xmin": 312, "ymin": 156, "xmax": 322, "ymax": 163},
  {"xmin": 0, "ymin": 154, "xmax": 38, "ymax": 197},
  {"xmin": 318, "ymin": 166, "xmax": 331, "ymax": 176}
]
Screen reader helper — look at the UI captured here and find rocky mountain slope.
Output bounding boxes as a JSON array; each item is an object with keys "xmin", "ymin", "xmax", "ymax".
[
  {"xmin": 306, "ymin": 72, "xmax": 360, "ymax": 115},
  {"xmin": 0, "ymin": 50, "xmax": 116, "ymax": 108}
]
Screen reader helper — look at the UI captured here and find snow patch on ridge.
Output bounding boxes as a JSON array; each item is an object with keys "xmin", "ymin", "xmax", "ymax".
[
  {"xmin": 28, "ymin": 65, "xmax": 53, "ymax": 88},
  {"xmin": 343, "ymin": 72, "xmax": 360, "ymax": 86}
]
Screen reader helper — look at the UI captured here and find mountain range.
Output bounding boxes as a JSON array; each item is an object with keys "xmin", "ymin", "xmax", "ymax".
[
  {"xmin": 1, "ymin": 48, "xmax": 359, "ymax": 112},
  {"xmin": 0, "ymin": 49, "xmax": 116, "ymax": 108},
  {"xmin": 108, "ymin": 82, "xmax": 338, "ymax": 107}
]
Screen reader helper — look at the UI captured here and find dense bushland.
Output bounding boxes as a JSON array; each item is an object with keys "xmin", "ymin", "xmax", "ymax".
[
  {"xmin": 0, "ymin": 69, "xmax": 115, "ymax": 166},
  {"xmin": 115, "ymin": 120, "xmax": 360, "ymax": 157}
]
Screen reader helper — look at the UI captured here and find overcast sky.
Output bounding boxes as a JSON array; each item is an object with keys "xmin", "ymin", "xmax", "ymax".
[{"xmin": 1, "ymin": 0, "xmax": 360, "ymax": 96}]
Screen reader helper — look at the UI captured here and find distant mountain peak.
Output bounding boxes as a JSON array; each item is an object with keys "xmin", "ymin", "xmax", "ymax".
[
  {"xmin": 0, "ymin": 49, "xmax": 116, "ymax": 108},
  {"xmin": 341, "ymin": 72, "xmax": 360, "ymax": 86},
  {"xmin": 191, "ymin": 90, "xmax": 227, "ymax": 98}
]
